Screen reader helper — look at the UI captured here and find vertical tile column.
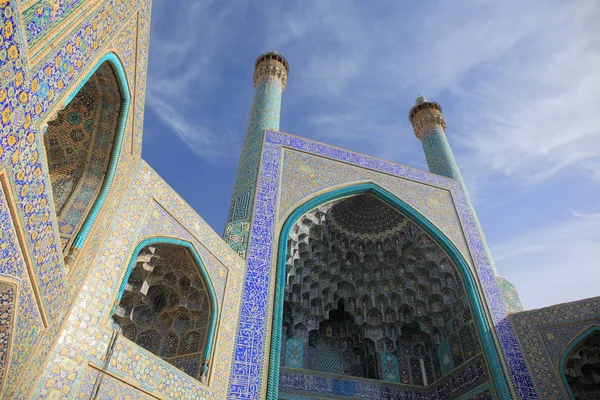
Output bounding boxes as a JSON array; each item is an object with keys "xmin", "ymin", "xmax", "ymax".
[
  {"xmin": 409, "ymin": 96, "xmax": 500, "ymax": 276},
  {"xmin": 223, "ymin": 52, "xmax": 288, "ymax": 259}
]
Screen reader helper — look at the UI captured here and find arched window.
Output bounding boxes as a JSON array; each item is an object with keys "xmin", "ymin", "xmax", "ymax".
[
  {"xmin": 43, "ymin": 55, "xmax": 128, "ymax": 260},
  {"xmin": 113, "ymin": 241, "xmax": 217, "ymax": 382},
  {"xmin": 562, "ymin": 328, "xmax": 600, "ymax": 399},
  {"xmin": 279, "ymin": 194, "xmax": 484, "ymax": 387}
]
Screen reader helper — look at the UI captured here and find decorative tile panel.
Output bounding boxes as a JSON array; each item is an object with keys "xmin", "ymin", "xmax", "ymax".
[
  {"xmin": 224, "ymin": 79, "xmax": 283, "ymax": 258},
  {"xmin": 279, "ymin": 148, "xmax": 474, "ymax": 269},
  {"xmin": 1, "ymin": 0, "xmax": 144, "ymax": 324},
  {"xmin": 74, "ymin": 366, "xmax": 156, "ymax": 399},
  {"xmin": 511, "ymin": 296, "xmax": 600, "ymax": 399},
  {"xmin": 31, "ymin": 162, "xmax": 245, "ymax": 399},
  {"xmin": 0, "ymin": 175, "xmax": 45, "ymax": 398},
  {"xmin": 1, "ymin": 1, "xmax": 152, "ymax": 396},
  {"xmin": 278, "ymin": 355, "xmax": 489, "ymax": 400},
  {"xmin": 21, "ymin": 0, "xmax": 85, "ymax": 47},
  {"xmin": 228, "ymin": 130, "xmax": 537, "ymax": 399},
  {"xmin": 0, "ymin": 281, "xmax": 17, "ymax": 393}
]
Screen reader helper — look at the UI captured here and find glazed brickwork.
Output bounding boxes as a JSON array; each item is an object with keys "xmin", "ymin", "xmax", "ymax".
[
  {"xmin": 0, "ymin": 174, "xmax": 45, "ymax": 397},
  {"xmin": 1, "ymin": 1, "xmax": 595, "ymax": 397},
  {"xmin": 0, "ymin": 280, "xmax": 17, "ymax": 393},
  {"xmin": 511, "ymin": 296, "xmax": 600, "ymax": 399},
  {"xmin": 495, "ymin": 277, "xmax": 523, "ymax": 314},
  {"xmin": 408, "ymin": 98, "xmax": 521, "ymax": 309},
  {"xmin": 228, "ymin": 130, "xmax": 538, "ymax": 399},
  {"xmin": 224, "ymin": 54, "xmax": 286, "ymax": 259},
  {"xmin": 21, "ymin": 0, "xmax": 86, "ymax": 47},
  {"xmin": 44, "ymin": 61, "xmax": 122, "ymax": 252},
  {"xmin": 74, "ymin": 366, "xmax": 155, "ymax": 399},
  {"xmin": 30, "ymin": 163, "xmax": 245, "ymax": 399},
  {"xmin": 0, "ymin": 0, "xmax": 151, "ymax": 397},
  {"xmin": 420, "ymin": 131, "xmax": 463, "ymax": 182},
  {"xmin": 278, "ymin": 356, "xmax": 490, "ymax": 399},
  {"xmin": 279, "ymin": 147, "xmax": 474, "ymax": 271},
  {"xmin": 1, "ymin": 0, "xmax": 147, "ymax": 322}
]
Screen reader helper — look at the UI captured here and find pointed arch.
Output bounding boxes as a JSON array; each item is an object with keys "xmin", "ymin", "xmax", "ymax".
[
  {"xmin": 114, "ymin": 237, "xmax": 219, "ymax": 381},
  {"xmin": 44, "ymin": 52, "xmax": 131, "ymax": 254},
  {"xmin": 70, "ymin": 53, "xmax": 130, "ymax": 250},
  {"xmin": 560, "ymin": 325, "xmax": 600, "ymax": 399},
  {"xmin": 267, "ymin": 182, "xmax": 512, "ymax": 399}
]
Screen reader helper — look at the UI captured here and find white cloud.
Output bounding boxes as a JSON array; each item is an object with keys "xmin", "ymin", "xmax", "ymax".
[
  {"xmin": 145, "ymin": 0, "xmax": 243, "ymax": 160},
  {"xmin": 453, "ymin": 1, "xmax": 600, "ymax": 183},
  {"xmin": 147, "ymin": 95, "xmax": 229, "ymax": 159},
  {"xmin": 144, "ymin": 0, "xmax": 600, "ymax": 309},
  {"xmin": 257, "ymin": 0, "xmax": 600, "ymax": 185},
  {"xmin": 493, "ymin": 208, "xmax": 600, "ymax": 310}
]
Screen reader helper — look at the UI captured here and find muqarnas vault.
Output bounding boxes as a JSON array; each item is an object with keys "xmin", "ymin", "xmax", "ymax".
[{"xmin": 0, "ymin": 1, "xmax": 599, "ymax": 399}]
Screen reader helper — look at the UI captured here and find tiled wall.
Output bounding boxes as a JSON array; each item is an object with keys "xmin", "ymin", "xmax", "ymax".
[
  {"xmin": 30, "ymin": 162, "xmax": 245, "ymax": 399},
  {"xmin": 0, "ymin": 0, "xmax": 149, "ymax": 397},
  {"xmin": 511, "ymin": 296, "xmax": 600, "ymax": 399},
  {"xmin": 228, "ymin": 129, "xmax": 537, "ymax": 399}
]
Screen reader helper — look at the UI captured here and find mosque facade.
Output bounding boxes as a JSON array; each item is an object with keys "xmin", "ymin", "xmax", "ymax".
[{"xmin": 0, "ymin": 1, "xmax": 598, "ymax": 399}]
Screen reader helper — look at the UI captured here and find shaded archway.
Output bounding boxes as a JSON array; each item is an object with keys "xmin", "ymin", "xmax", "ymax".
[
  {"xmin": 43, "ymin": 53, "xmax": 130, "ymax": 258},
  {"xmin": 113, "ymin": 238, "xmax": 218, "ymax": 382},
  {"xmin": 268, "ymin": 183, "xmax": 511, "ymax": 399},
  {"xmin": 561, "ymin": 326, "xmax": 600, "ymax": 399}
]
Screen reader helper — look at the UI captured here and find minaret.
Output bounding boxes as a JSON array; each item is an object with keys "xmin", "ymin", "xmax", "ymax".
[
  {"xmin": 224, "ymin": 51, "xmax": 289, "ymax": 258},
  {"xmin": 409, "ymin": 96, "xmax": 463, "ymax": 181},
  {"xmin": 409, "ymin": 96, "xmax": 498, "ymax": 275}
]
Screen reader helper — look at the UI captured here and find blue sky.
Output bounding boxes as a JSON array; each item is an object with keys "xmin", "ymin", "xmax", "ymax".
[{"xmin": 141, "ymin": 0, "xmax": 600, "ymax": 311}]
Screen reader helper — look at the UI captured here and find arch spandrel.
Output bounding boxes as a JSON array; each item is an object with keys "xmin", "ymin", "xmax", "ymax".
[
  {"xmin": 278, "ymin": 148, "xmax": 474, "ymax": 270},
  {"xmin": 268, "ymin": 185, "xmax": 509, "ymax": 399},
  {"xmin": 228, "ymin": 130, "xmax": 535, "ymax": 399}
]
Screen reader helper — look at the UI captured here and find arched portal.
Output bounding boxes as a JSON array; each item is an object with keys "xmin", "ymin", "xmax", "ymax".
[
  {"xmin": 561, "ymin": 326, "xmax": 600, "ymax": 399},
  {"xmin": 43, "ymin": 53, "xmax": 130, "ymax": 258},
  {"xmin": 268, "ymin": 183, "xmax": 511, "ymax": 399},
  {"xmin": 113, "ymin": 238, "xmax": 218, "ymax": 382}
]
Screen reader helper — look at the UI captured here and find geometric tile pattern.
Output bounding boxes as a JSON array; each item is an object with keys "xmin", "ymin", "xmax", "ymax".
[
  {"xmin": 22, "ymin": 0, "xmax": 86, "ymax": 47},
  {"xmin": 1, "ymin": 0, "xmax": 151, "ymax": 396},
  {"xmin": 411, "ymin": 102, "xmax": 499, "ymax": 279},
  {"xmin": 228, "ymin": 129, "xmax": 537, "ymax": 399},
  {"xmin": 0, "ymin": 281, "xmax": 17, "ymax": 393},
  {"xmin": 459, "ymin": 384, "xmax": 493, "ymax": 400},
  {"xmin": 421, "ymin": 131, "xmax": 463, "ymax": 182},
  {"xmin": 30, "ymin": 163, "xmax": 244, "ymax": 399},
  {"xmin": 278, "ymin": 355, "xmax": 490, "ymax": 399},
  {"xmin": 279, "ymin": 148, "xmax": 474, "ymax": 270},
  {"xmin": 224, "ymin": 79, "xmax": 283, "ymax": 258},
  {"xmin": 495, "ymin": 277, "xmax": 523, "ymax": 314},
  {"xmin": 1, "ymin": 0, "xmax": 144, "ymax": 323},
  {"xmin": 44, "ymin": 61, "xmax": 121, "ymax": 252},
  {"xmin": 511, "ymin": 296, "xmax": 600, "ymax": 399},
  {"xmin": 0, "ymin": 176, "xmax": 45, "ymax": 399},
  {"xmin": 74, "ymin": 366, "xmax": 155, "ymax": 399}
]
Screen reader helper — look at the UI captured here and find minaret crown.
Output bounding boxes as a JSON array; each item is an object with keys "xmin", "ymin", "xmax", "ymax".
[
  {"xmin": 408, "ymin": 95, "xmax": 447, "ymax": 141},
  {"xmin": 253, "ymin": 51, "xmax": 289, "ymax": 90}
]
